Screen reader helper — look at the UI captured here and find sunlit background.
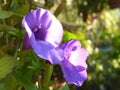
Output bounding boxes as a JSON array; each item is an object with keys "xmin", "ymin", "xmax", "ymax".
[{"xmin": 0, "ymin": 0, "xmax": 120, "ymax": 90}]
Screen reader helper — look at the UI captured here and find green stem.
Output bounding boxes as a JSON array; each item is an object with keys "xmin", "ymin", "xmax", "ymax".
[
  {"xmin": 38, "ymin": 75, "xmax": 42, "ymax": 90},
  {"xmin": 2, "ymin": 19, "xmax": 9, "ymax": 46},
  {"xmin": 2, "ymin": 19, "xmax": 6, "ymax": 25},
  {"xmin": 29, "ymin": 0, "xmax": 32, "ymax": 11},
  {"xmin": 42, "ymin": 64, "xmax": 53, "ymax": 89}
]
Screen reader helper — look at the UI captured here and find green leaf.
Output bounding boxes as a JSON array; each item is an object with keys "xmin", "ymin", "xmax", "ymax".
[
  {"xmin": 63, "ymin": 31, "xmax": 84, "ymax": 42},
  {"xmin": 0, "ymin": 75, "xmax": 17, "ymax": 90},
  {"xmin": 0, "ymin": 55, "xmax": 16, "ymax": 80},
  {"xmin": 58, "ymin": 84, "xmax": 70, "ymax": 90},
  {"xmin": 0, "ymin": 25, "xmax": 16, "ymax": 31},
  {"xmin": 0, "ymin": 11, "xmax": 13, "ymax": 19},
  {"xmin": 10, "ymin": 0, "xmax": 18, "ymax": 10},
  {"xmin": 15, "ymin": 71, "xmax": 38, "ymax": 90},
  {"xmin": 14, "ymin": 4, "xmax": 30, "ymax": 16},
  {"xmin": 0, "ymin": 78, "xmax": 13, "ymax": 90},
  {"xmin": 23, "ymin": 82, "xmax": 38, "ymax": 90},
  {"xmin": 14, "ymin": 62, "xmax": 38, "ymax": 90}
]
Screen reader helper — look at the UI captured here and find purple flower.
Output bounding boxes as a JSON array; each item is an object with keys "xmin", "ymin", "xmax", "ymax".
[
  {"xmin": 60, "ymin": 39, "xmax": 88, "ymax": 86},
  {"xmin": 22, "ymin": 8, "xmax": 64, "ymax": 64}
]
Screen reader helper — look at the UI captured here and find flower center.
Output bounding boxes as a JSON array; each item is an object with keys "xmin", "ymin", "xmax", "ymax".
[
  {"xmin": 33, "ymin": 24, "xmax": 42, "ymax": 33},
  {"xmin": 32, "ymin": 24, "xmax": 46, "ymax": 40}
]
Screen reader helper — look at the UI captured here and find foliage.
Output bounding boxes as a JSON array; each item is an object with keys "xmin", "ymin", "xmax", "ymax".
[{"xmin": 0, "ymin": 0, "xmax": 120, "ymax": 90}]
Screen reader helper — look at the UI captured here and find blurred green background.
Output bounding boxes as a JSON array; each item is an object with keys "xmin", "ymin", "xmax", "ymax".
[{"xmin": 0, "ymin": 0, "xmax": 120, "ymax": 90}]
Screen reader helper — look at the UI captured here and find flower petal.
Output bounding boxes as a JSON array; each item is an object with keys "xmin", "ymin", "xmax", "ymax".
[
  {"xmin": 22, "ymin": 20, "xmax": 64, "ymax": 64},
  {"xmin": 69, "ymin": 47, "xmax": 88, "ymax": 69},
  {"xmin": 60, "ymin": 39, "xmax": 88, "ymax": 69},
  {"xmin": 31, "ymin": 40, "xmax": 64, "ymax": 64},
  {"xmin": 22, "ymin": 33, "xmax": 32, "ymax": 50},
  {"xmin": 44, "ymin": 15, "xmax": 63, "ymax": 47},
  {"xmin": 22, "ymin": 8, "xmax": 63, "ymax": 47},
  {"xmin": 22, "ymin": 9, "xmax": 46, "ymax": 29},
  {"xmin": 60, "ymin": 39, "xmax": 88, "ymax": 86},
  {"xmin": 60, "ymin": 60, "xmax": 87, "ymax": 86}
]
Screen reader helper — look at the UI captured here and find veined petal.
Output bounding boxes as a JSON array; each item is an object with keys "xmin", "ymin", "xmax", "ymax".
[
  {"xmin": 44, "ymin": 15, "xmax": 63, "ymax": 47},
  {"xmin": 69, "ymin": 44, "xmax": 88, "ymax": 69},
  {"xmin": 60, "ymin": 60, "xmax": 87, "ymax": 86},
  {"xmin": 22, "ymin": 9, "xmax": 46, "ymax": 29},
  {"xmin": 31, "ymin": 40, "xmax": 64, "ymax": 64},
  {"xmin": 22, "ymin": 33, "xmax": 31, "ymax": 50},
  {"xmin": 60, "ymin": 39, "xmax": 88, "ymax": 69},
  {"xmin": 22, "ymin": 8, "xmax": 63, "ymax": 49},
  {"xmin": 23, "ymin": 19, "xmax": 64, "ymax": 64},
  {"xmin": 60, "ymin": 39, "xmax": 88, "ymax": 86}
]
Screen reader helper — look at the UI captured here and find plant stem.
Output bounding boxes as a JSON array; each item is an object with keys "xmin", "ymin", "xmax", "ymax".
[
  {"xmin": 29, "ymin": 0, "xmax": 32, "ymax": 11},
  {"xmin": 38, "ymin": 75, "xmax": 42, "ymax": 90},
  {"xmin": 42, "ymin": 64, "xmax": 53, "ymax": 89}
]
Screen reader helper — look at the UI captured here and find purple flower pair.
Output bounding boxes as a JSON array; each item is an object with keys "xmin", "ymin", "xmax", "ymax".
[{"xmin": 22, "ymin": 8, "xmax": 88, "ymax": 86}]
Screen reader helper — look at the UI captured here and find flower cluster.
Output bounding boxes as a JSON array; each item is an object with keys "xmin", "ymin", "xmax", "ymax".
[{"xmin": 22, "ymin": 8, "xmax": 88, "ymax": 86}]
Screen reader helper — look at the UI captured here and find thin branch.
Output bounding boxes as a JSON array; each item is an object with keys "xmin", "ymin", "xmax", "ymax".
[
  {"xmin": 29, "ymin": 0, "xmax": 32, "ymax": 11},
  {"xmin": 54, "ymin": 0, "xmax": 66, "ymax": 17},
  {"xmin": 61, "ymin": 22, "xmax": 80, "ymax": 32}
]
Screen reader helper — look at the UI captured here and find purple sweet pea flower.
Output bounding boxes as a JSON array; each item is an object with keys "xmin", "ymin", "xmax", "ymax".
[
  {"xmin": 22, "ymin": 8, "xmax": 64, "ymax": 64},
  {"xmin": 60, "ymin": 39, "xmax": 88, "ymax": 86}
]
